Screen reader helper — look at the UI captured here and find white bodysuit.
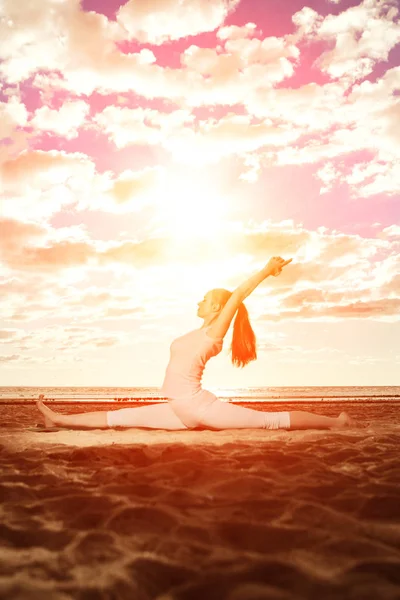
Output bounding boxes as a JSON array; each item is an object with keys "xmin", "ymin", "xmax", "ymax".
[{"xmin": 106, "ymin": 326, "xmax": 290, "ymax": 430}]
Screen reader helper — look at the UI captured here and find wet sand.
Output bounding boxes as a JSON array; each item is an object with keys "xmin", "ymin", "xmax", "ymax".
[{"xmin": 1, "ymin": 401, "xmax": 400, "ymax": 599}]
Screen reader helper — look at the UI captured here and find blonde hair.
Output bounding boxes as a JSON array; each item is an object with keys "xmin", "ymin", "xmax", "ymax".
[{"xmin": 211, "ymin": 289, "xmax": 257, "ymax": 368}]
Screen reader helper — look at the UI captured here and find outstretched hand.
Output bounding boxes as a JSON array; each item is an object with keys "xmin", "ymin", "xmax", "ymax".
[{"xmin": 266, "ymin": 256, "xmax": 292, "ymax": 277}]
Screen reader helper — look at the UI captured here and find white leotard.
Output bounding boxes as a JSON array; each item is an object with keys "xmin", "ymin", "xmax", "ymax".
[{"xmin": 161, "ymin": 327, "xmax": 223, "ymax": 400}]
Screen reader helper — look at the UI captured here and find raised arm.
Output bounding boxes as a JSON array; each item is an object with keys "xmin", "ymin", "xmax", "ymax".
[{"xmin": 207, "ymin": 257, "xmax": 292, "ymax": 340}]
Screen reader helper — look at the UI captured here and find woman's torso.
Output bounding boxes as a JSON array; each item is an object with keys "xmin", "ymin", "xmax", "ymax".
[{"xmin": 161, "ymin": 327, "xmax": 223, "ymax": 400}]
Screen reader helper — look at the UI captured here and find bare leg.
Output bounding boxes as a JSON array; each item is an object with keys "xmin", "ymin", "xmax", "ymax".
[
  {"xmin": 289, "ymin": 411, "xmax": 357, "ymax": 430},
  {"xmin": 170, "ymin": 393, "xmax": 358, "ymax": 431},
  {"xmin": 36, "ymin": 396, "xmax": 188, "ymax": 430},
  {"xmin": 37, "ymin": 398, "xmax": 108, "ymax": 429}
]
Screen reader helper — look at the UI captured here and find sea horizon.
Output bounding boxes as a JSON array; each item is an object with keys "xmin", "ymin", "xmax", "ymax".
[{"xmin": 2, "ymin": 385, "xmax": 399, "ymax": 403}]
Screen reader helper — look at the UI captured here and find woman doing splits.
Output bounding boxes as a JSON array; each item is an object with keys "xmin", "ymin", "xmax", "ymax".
[{"xmin": 37, "ymin": 256, "xmax": 355, "ymax": 431}]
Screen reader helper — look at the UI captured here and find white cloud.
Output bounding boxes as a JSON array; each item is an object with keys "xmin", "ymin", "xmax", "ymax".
[
  {"xmin": 217, "ymin": 22, "xmax": 257, "ymax": 40},
  {"xmin": 224, "ymin": 35, "xmax": 299, "ymax": 64},
  {"xmin": 30, "ymin": 100, "xmax": 90, "ymax": 139},
  {"xmin": 354, "ymin": 161, "xmax": 400, "ymax": 197},
  {"xmin": 93, "ymin": 105, "xmax": 301, "ymax": 165},
  {"xmin": 291, "ymin": 7, "xmax": 322, "ymax": 38},
  {"xmin": 246, "ymin": 81, "xmax": 345, "ymax": 129},
  {"xmin": 380, "ymin": 225, "xmax": 400, "ymax": 239},
  {"xmin": 346, "ymin": 160, "xmax": 388, "ymax": 185},
  {"xmin": 116, "ymin": 0, "xmax": 241, "ymax": 45},
  {"xmin": 165, "ymin": 114, "xmax": 301, "ymax": 164},
  {"xmin": 79, "ymin": 166, "xmax": 166, "ymax": 214},
  {"xmin": 0, "ymin": 148, "xmax": 170, "ymax": 220},
  {"xmin": 294, "ymin": 0, "xmax": 400, "ymax": 82},
  {"xmin": 0, "ymin": 150, "xmax": 96, "ymax": 220},
  {"xmin": 315, "ymin": 162, "xmax": 341, "ymax": 194},
  {"xmin": 0, "ymin": 0, "xmax": 125, "ymax": 85},
  {"xmin": 0, "ymin": 0, "xmax": 298, "ymax": 105},
  {"xmin": 94, "ymin": 105, "xmax": 194, "ymax": 148},
  {"xmin": 263, "ymin": 65, "xmax": 400, "ymax": 197},
  {"xmin": 0, "ymin": 96, "xmax": 28, "ymax": 138},
  {"xmin": 239, "ymin": 153, "xmax": 262, "ymax": 183}
]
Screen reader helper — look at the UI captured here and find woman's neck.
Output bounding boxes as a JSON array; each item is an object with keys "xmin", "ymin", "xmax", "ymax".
[{"xmin": 200, "ymin": 316, "xmax": 218, "ymax": 329}]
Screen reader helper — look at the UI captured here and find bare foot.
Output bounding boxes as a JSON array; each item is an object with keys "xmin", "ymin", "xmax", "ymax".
[
  {"xmin": 36, "ymin": 395, "xmax": 58, "ymax": 428},
  {"xmin": 334, "ymin": 411, "xmax": 358, "ymax": 429}
]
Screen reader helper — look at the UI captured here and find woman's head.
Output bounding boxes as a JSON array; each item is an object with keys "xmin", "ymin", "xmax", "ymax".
[{"xmin": 197, "ymin": 288, "xmax": 231, "ymax": 320}]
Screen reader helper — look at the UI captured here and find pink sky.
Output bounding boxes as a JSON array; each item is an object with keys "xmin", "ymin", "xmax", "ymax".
[{"xmin": 1, "ymin": 0, "xmax": 399, "ymax": 387}]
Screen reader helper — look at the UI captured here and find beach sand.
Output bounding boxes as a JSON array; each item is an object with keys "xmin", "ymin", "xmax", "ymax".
[{"xmin": 1, "ymin": 401, "xmax": 400, "ymax": 599}]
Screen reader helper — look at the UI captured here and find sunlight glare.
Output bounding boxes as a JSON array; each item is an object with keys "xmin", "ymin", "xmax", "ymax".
[{"xmin": 158, "ymin": 174, "xmax": 229, "ymax": 241}]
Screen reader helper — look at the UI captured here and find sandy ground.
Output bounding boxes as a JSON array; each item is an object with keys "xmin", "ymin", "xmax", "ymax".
[{"xmin": 1, "ymin": 401, "xmax": 400, "ymax": 599}]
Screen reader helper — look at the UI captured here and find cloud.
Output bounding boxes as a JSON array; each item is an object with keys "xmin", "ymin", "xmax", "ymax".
[
  {"xmin": 0, "ymin": 0, "xmax": 123, "ymax": 84},
  {"xmin": 0, "ymin": 0, "xmax": 297, "ymax": 105},
  {"xmin": 94, "ymin": 106, "xmax": 194, "ymax": 148},
  {"xmin": 0, "ymin": 355, "xmax": 19, "ymax": 362},
  {"xmin": 261, "ymin": 298, "xmax": 400, "ymax": 322},
  {"xmin": 294, "ymin": 0, "xmax": 400, "ymax": 82},
  {"xmin": 0, "ymin": 96, "xmax": 28, "ymax": 138},
  {"xmin": 104, "ymin": 307, "xmax": 143, "ymax": 318},
  {"xmin": 351, "ymin": 160, "xmax": 400, "ymax": 197},
  {"xmin": 379, "ymin": 225, "xmax": 400, "ymax": 239},
  {"xmin": 315, "ymin": 162, "xmax": 341, "ymax": 194},
  {"xmin": 381, "ymin": 274, "xmax": 400, "ymax": 296},
  {"xmin": 1, "ymin": 149, "xmax": 94, "ymax": 184},
  {"xmin": 79, "ymin": 166, "xmax": 166, "ymax": 214},
  {"xmin": 6, "ymin": 241, "xmax": 95, "ymax": 272},
  {"xmin": 178, "ymin": 36, "xmax": 299, "ymax": 106},
  {"xmin": 217, "ymin": 22, "xmax": 257, "ymax": 40},
  {"xmin": 99, "ymin": 238, "xmax": 169, "ymax": 268},
  {"xmin": 63, "ymin": 289, "xmax": 143, "ymax": 320},
  {"xmin": 324, "ymin": 298, "xmax": 400, "ymax": 318},
  {"xmin": 166, "ymin": 114, "xmax": 301, "ymax": 164},
  {"xmin": 0, "ymin": 329, "xmax": 17, "ymax": 340},
  {"xmin": 112, "ymin": 170, "xmax": 158, "ymax": 204},
  {"xmin": 246, "ymin": 81, "xmax": 345, "ymax": 130},
  {"xmin": 1, "ymin": 149, "xmax": 165, "ymax": 219},
  {"xmin": 223, "ymin": 34, "xmax": 299, "ymax": 65},
  {"xmin": 0, "ymin": 276, "xmax": 55, "ymax": 311},
  {"xmin": 0, "ymin": 218, "xmax": 94, "ymax": 272},
  {"xmin": 80, "ymin": 336, "xmax": 121, "ymax": 348},
  {"xmin": 0, "ymin": 218, "xmax": 46, "ymax": 258},
  {"xmin": 0, "ymin": 0, "xmax": 240, "ymax": 103},
  {"xmin": 94, "ymin": 105, "xmax": 301, "ymax": 165},
  {"xmin": 117, "ymin": 0, "xmax": 241, "ymax": 45},
  {"xmin": 265, "ymin": 67, "xmax": 400, "ymax": 192},
  {"xmin": 0, "ymin": 151, "xmax": 96, "ymax": 221},
  {"xmin": 1, "ymin": 323, "xmax": 126, "ymax": 354},
  {"xmin": 30, "ymin": 100, "xmax": 90, "ymax": 139}
]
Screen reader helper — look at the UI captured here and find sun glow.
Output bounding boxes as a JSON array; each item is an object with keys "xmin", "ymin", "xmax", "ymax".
[{"xmin": 156, "ymin": 173, "xmax": 230, "ymax": 241}]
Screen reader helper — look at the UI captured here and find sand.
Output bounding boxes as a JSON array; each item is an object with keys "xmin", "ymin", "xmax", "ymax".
[{"xmin": 1, "ymin": 401, "xmax": 400, "ymax": 599}]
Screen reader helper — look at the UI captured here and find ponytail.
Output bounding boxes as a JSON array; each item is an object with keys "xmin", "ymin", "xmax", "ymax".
[
  {"xmin": 210, "ymin": 289, "xmax": 257, "ymax": 369},
  {"xmin": 231, "ymin": 302, "xmax": 257, "ymax": 368}
]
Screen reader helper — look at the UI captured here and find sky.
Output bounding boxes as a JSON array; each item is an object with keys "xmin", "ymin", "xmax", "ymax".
[{"xmin": 0, "ymin": 0, "xmax": 399, "ymax": 388}]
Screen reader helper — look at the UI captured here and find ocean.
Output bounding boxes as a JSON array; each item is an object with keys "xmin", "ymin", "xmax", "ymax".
[{"xmin": 1, "ymin": 386, "xmax": 399, "ymax": 403}]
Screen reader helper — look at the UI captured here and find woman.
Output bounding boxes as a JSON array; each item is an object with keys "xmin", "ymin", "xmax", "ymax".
[{"xmin": 37, "ymin": 256, "xmax": 355, "ymax": 431}]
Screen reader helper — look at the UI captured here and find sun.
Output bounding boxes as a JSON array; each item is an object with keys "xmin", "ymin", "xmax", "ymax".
[{"xmin": 155, "ymin": 172, "xmax": 230, "ymax": 241}]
